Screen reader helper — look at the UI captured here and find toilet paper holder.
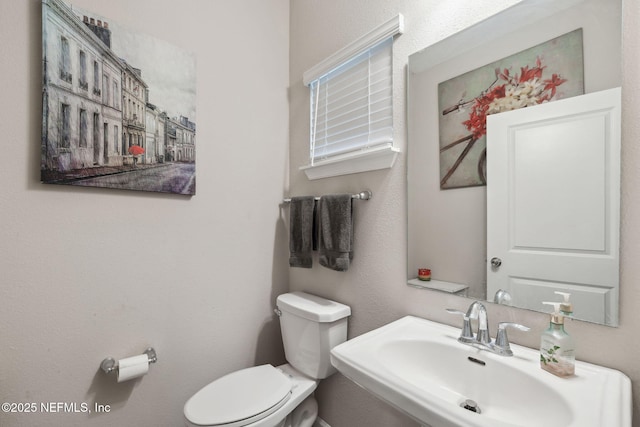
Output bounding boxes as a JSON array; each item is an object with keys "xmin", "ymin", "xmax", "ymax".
[{"xmin": 100, "ymin": 347, "xmax": 157, "ymax": 374}]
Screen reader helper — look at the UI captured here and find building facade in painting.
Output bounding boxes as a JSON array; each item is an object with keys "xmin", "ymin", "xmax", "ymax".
[
  {"xmin": 145, "ymin": 103, "xmax": 166, "ymax": 164},
  {"xmin": 121, "ymin": 61, "xmax": 148, "ymax": 163},
  {"xmin": 42, "ymin": 0, "xmax": 124, "ymax": 171},
  {"xmin": 42, "ymin": 0, "xmax": 151, "ymax": 172},
  {"xmin": 172, "ymin": 116, "xmax": 196, "ymax": 162}
]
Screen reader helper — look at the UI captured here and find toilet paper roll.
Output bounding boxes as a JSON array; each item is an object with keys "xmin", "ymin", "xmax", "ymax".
[{"xmin": 116, "ymin": 354, "xmax": 149, "ymax": 383}]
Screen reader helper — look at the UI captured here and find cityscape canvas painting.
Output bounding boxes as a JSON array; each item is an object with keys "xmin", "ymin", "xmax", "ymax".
[
  {"xmin": 41, "ymin": 0, "xmax": 197, "ymax": 195},
  {"xmin": 437, "ymin": 29, "xmax": 584, "ymax": 189}
]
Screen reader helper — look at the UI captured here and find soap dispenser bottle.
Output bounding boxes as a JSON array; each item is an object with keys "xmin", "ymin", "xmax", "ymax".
[{"xmin": 540, "ymin": 302, "xmax": 575, "ymax": 377}]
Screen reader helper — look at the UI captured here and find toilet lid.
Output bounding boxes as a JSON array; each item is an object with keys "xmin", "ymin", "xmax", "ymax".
[{"xmin": 184, "ymin": 364, "xmax": 292, "ymax": 426}]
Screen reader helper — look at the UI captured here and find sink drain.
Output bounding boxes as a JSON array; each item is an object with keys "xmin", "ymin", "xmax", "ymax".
[{"xmin": 460, "ymin": 399, "xmax": 481, "ymax": 414}]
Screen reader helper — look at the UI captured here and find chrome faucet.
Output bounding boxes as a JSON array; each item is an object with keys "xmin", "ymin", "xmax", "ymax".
[
  {"xmin": 470, "ymin": 301, "xmax": 491, "ymax": 345},
  {"xmin": 446, "ymin": 301, "xmax": 529, "ymax": 356}
]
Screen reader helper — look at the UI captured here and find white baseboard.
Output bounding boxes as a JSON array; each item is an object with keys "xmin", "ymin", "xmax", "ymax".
[{"xmin": 314, "ymin": 417, "xmax": 331, "ymax": 427}]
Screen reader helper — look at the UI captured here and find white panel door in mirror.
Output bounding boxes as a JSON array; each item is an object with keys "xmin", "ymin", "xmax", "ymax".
[{"xmin": 486, "ymin": 87, "xmax": 620, "ymax": 325}]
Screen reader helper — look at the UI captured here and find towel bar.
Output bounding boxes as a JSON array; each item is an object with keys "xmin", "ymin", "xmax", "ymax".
[{"xmin": 283, "ymin": 190, "xmax": 372, "ymax": 203}]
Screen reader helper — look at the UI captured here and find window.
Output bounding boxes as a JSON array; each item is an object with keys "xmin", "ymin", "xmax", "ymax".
[
  {"xmin": 93, "ymin": 61, "xmax": 101, "ymax": 96},
  {"xmin": 114, "ymin": 125, "xmax": 119, "ymax": 154},
  {"xmin": 79, "ymin": 109, "xmax": 87, "ymax": 147},
  {"xmin": 310, "ymin": 38, "xmax": 392, "ymax": 160},
  {"xmin": 60, "ymin": 104, "xmax": 70, "ymax": 148},
  {"xmin": 79, "ymin": 51, "xmax": 87, "ymax": 90},
  {"xmin": 93, "ymin": 113, "xmax": 100, "ymax": 156},
  {"xmin": 301, "ymin": 15, "xmax": 403, "ymax": 180},
  {"xmin": 103, "ymin": 75, "xmax": 109, "ymax": 104},
  {"xmin": 113, "ymin": 81, "xmax": 119, "ymax": 109},
  {"xmin": 60, "ymin": 37, "xmax": 71, "ymax": 83},
  {"xmin": 104, "ymin": 123, "xmax": 109, "ymax": 160}
]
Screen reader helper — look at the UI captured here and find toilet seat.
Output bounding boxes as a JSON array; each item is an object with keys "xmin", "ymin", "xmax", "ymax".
[{"xmin": 184, "ymin": 364, "xmax": 292, "ymax": 427}]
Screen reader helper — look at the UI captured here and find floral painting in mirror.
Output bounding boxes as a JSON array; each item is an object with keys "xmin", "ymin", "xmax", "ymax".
[{"xmin": 437, "ymin": 29, "xmax": 584, "ymax": 189}]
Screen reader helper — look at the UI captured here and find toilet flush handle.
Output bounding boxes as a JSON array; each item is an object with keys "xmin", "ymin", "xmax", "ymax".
[{"xmin": 274, "ymin": 307, "xmax": 282, "ymax": 317}]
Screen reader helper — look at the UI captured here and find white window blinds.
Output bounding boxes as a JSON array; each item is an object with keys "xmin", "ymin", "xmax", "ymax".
[
  {"xmin": 309, "ymin": 37, "xmax": 393, "ymax": 165},
  {"xmin": 300, "ymin": 14, "xmax": 402, "ymax": 179}
]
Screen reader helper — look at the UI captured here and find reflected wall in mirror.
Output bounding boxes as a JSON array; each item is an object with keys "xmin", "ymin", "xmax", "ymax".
[{"xmin": 407, "ymin": 0, "xmax": 622, "ymax": 326}]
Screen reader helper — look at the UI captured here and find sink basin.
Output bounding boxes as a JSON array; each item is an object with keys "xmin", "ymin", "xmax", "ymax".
[{"xmin": 330, "ymin": 316, "xmax": 631, "ymax": 427}]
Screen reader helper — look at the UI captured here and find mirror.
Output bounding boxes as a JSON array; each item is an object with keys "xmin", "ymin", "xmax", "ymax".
[{"xmin": 407, "ymin": 0, "xmax": 622, "ymax": 326}]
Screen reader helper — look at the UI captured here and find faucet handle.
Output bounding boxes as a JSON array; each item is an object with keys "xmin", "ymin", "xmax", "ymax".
[
  {"xmin": 494, "ymin": 322, "xmax": 530, "ymax": 356},
  {"xmin": 446, "ymin": 309, "xmax": 474, "ymax": 342},
  {"xmin": 498, "ymin": 322, "xmax": 530, "ymax": 332},
  {"xmin": 445, "ymin": 308, "xmax": 466, "ymax": 317}
]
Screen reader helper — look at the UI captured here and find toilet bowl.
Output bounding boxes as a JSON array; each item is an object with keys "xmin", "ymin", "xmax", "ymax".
[
  {"xmin": 184, "ymin": 364, "xmax": 316, "ymax": 427},
  {"xmin": 184, "ymin": 292, "xmax": 351, "ymax": 427}
]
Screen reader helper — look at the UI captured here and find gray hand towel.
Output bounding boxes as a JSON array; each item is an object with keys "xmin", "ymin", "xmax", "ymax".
[
  {"xmin": 289, "ymin": 196, "xmax": 316, "ymax": 268},
  {"xmin": 318, "ymin": 194, "xmax": 353, "ymax": 272}
]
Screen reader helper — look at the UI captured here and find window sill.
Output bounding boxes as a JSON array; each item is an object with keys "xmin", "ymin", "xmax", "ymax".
[{"xmin": 300, "ymin": 145, "xmax": 399, "ymax": 180}]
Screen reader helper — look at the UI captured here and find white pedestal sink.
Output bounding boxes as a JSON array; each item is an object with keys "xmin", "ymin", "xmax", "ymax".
[{"xmin": 330, "ymin": 316, "xmax": 631, "ymax": 427}]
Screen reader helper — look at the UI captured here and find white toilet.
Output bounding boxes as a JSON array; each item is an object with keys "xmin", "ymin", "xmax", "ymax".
[{"xmin": 184, "ymin": 292, "xmax": 351, "ymax": 427}]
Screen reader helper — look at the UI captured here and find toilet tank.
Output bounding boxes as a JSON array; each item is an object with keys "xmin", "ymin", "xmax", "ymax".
[{"xmin": 276, "ymin": 292, "xmax": 351, "ymax": 379}]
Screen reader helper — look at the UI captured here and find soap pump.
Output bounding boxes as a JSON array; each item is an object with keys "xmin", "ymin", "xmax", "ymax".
[
  {"xmin": 554, "ymin": 291, "xmax": 573, "ymax": 317},
  {"xmin": 540, "ymin": 302, "xmax": 575, "ymax": 377}
]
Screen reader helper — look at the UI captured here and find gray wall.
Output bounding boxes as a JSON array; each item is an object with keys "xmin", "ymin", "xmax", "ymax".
[
  {"xmin": 0, "ymin": 0, "xmax": 289, "ymax": 426},
  {"xmin": 289, "ymin": 0, "xmax": 640, "ymax": 426},
  {"xmin": 3, "ymin": 0, "xmax": 640, "ymax": 426}
]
